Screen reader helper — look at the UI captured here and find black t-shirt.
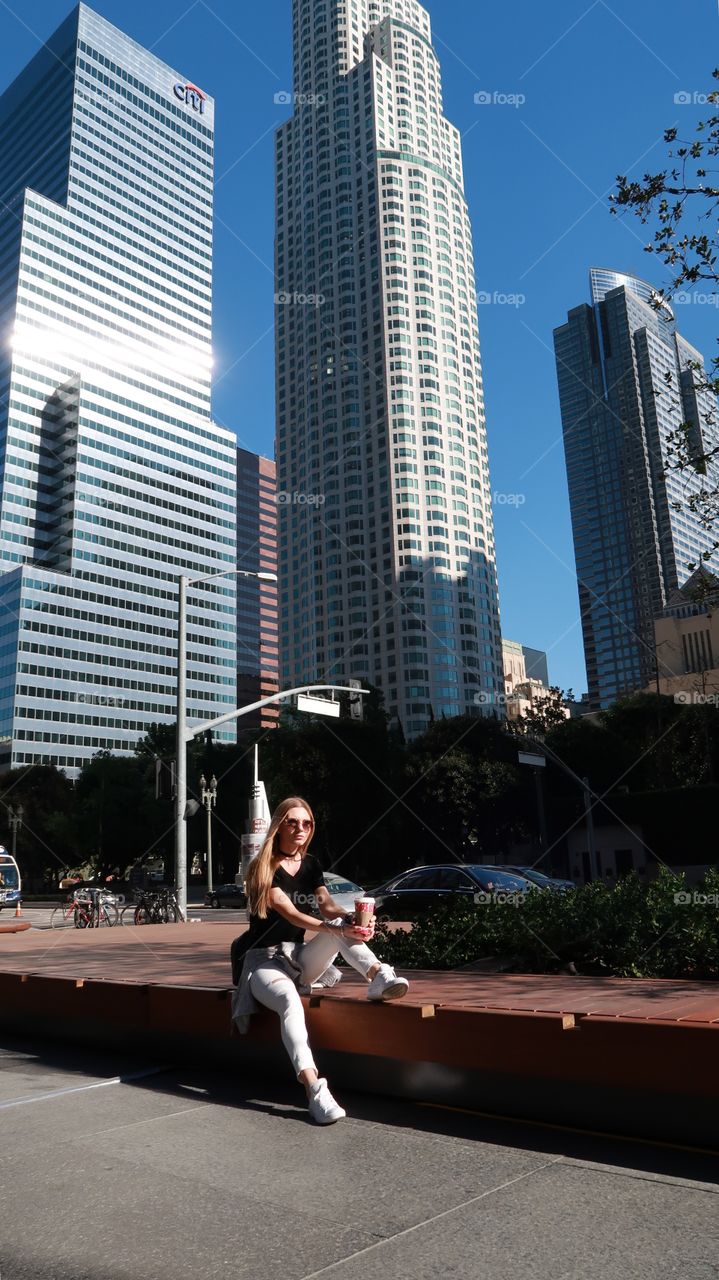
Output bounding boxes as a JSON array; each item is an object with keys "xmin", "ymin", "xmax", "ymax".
[{"xmin": 246, "ymin": 853, "xmax": 324, "ymax": 948}]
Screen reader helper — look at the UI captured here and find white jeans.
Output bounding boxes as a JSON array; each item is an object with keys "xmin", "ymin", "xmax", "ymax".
[{"xmin": 248, "ymin": 925, "xmax": 377, "ymax": 1078}]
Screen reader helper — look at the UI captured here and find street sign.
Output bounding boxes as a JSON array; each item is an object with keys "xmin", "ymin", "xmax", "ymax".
[
  {"xmin": 240, "ymin": 832, "xmax": 265, "ymax": 887},
  {"xmin": 518, "ymin": 752, "xmax": 546, "ymax": 768},
  {"xmin": 296, "ymin": 693, "xmax": 340, "ymax": 717}
]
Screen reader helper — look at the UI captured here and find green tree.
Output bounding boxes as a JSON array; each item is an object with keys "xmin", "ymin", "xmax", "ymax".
[
  {"xmin": 134, "ymin": 722, "xmax": 178, "ymax": 759},
  {"xmin": 402, "ymin": 716, "xmax": 533, "ymax": 862},
  {"xmin": 516, "ymin": 686, "xmax": 573, "ymax": 737},
  {"xmin": 612, "ymin": 73, "xmax": 719, "ymax": 297},
  {"xmin": 74, "ymin": 751, "xmax": 172, "ymax": 878},
  {"xmin": 611, "ymin": 71, "xmax": 719, "ymax": 574},
  {"xmin": 543, "ymin": 692, "xmax": 719, "ymax": 801},
  {"xmin": 0, "ymin": 765, "xmax": 75, "ymax": 887}
]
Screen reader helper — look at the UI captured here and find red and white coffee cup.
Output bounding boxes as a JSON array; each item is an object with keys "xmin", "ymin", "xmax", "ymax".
[{"xmin": 354, "ymin": 896, "xmax": 375, "ymax": 929}]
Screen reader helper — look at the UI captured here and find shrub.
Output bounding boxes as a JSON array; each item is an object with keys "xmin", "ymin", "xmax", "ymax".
[{"xmin": 374, "ymin": 867, "xmax": 719, "ymax": 979}]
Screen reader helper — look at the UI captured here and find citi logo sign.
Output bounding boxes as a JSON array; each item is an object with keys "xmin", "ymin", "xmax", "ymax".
[{"xmin": 173, "ymin": 82, "xmax": 206, "ymax": 113}]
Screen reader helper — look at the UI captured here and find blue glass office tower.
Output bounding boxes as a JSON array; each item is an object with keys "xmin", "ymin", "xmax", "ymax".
[
  {"xmin": 554, "ymin": 269, "xmax": 719, "ymax": 710},
  {"xmin": 0, "ymin": 5, "xmax": 237, "ymax": 773}
]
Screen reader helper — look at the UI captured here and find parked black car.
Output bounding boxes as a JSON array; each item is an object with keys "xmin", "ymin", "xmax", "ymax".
[
  {"xmin": 204, "ymin": 883, "xmax": 247, "ymax": 909},
  {"xmin": 373, "ymin": 864, "xmax": 535, "ymax": 920},
  {"xmin": 503, "ymin": 866, "xmax": 575, "ymax": 893}
]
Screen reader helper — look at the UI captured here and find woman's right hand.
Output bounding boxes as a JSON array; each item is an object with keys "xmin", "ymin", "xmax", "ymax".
[{"xmin": 343, "ymin": 922, "xmax": 374, "ymax": 943}]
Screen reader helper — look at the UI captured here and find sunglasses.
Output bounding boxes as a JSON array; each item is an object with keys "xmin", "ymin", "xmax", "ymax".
[{"xmin": 283, "ymin": 817, "xmax": 313, "ymax": 831}]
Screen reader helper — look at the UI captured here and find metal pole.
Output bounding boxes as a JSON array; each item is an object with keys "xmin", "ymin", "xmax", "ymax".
[
  {"xmin": 188, "ymin": 683, "xmax": 367, "ymax": 739},
  {"xmin": 583, "ymin": 776, "xmax": 599, "ymax": 882},
  {"xmin": 533, "ymin": 769, "xmax": 548, "ymax": 855},
  {"xmin": 175, "ymin": 575, "xmax": 188, "ymax": 917},
  {"xmin": 206, "ymin": 796, "xmax": 213, "ymax": 894},
  {"xmin": 199, "ymin": 773, "xmax": 217, "ymax": 896}
]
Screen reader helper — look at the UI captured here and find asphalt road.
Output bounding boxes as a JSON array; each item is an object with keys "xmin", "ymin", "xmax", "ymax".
[
  {"xmin": 0, "ymin": 1037, "xmax": 717, "ymax": 1280},
  {"xmin": 9, "ymin": 904, "xmax": 246, "ymax": 928}
]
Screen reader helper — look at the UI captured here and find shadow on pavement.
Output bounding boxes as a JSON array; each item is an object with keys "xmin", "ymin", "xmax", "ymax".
[
  {"xmin": 145, "ymin": 1062, "xmax": 719, "ymax": 1188},
  {"xmin": 2, "ymin": 1034, "xmax": 717, "ymax": 1188}
]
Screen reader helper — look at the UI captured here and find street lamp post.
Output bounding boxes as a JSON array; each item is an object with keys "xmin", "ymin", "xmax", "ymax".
[
  {"xmin": 199, "ymin": 773, "xmax": 217, "ymax": 894},
  {"xmin": 175, "ymin": 568, "xmax": 276, "ymax": 917},
  {"xmin": 175, "ymin": 573, "xmax": 188, "ymax": 914},
  {"xmin": 7, "ymin": 804, "xmax": 23, "ymax": 861}
]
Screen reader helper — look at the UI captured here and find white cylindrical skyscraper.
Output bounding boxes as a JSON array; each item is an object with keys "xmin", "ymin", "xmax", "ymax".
[{"xmin": 275, "ymin": 0, "xmax": 503, "ymax": 736}]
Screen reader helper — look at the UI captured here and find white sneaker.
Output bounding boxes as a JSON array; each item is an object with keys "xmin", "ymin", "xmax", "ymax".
[
  {"xmin": 367, "ymin": 963, "xmax": 409, "ymax": 1002},
  {"xmin": 311, "ymin": 963, "xmax": 343, "ymax": 989},
  {"xmin": 308, "ymin": 1078, "xmax": 346, "ymax": 1125}
]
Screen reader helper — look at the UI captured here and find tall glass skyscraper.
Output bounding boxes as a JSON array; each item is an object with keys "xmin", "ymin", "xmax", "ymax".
[
  {"xmin": 0, "ymin": 4, "xmax": 237, "ymax": 773},
  {"xmin": 554, "ymin": 269, "xmax": 719, "ymax": 710},
  {"xmin": 275, "ymin": 0, "xmax": 503, "ymax": 737}
]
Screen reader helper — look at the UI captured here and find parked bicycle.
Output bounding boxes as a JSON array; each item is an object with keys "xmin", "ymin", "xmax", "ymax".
[
  {"xmin": 50, "ymin": 888, "xmax": 118, "ymax": 929},
  {"xmin": 125, "ymin": 886, "xmax": 184, "ymax": 925}
]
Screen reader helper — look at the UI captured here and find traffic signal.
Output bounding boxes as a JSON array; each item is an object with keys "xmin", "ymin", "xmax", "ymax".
[
  {"xmin": 348, "ymin": 679, "xmax": 364, "ymax": 721},
  {"xmin": 154, "ymin": 757, "xmax": 176, "ymax": 801}
]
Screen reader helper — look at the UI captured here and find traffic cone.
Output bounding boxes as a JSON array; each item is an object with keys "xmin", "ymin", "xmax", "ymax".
[{"xmin": 14, "ymin": 900, "xmax": 22, "ymax": 918}]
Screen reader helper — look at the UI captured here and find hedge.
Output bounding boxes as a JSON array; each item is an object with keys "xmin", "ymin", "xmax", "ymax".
[{"xmin": 372, "ymin": 867, "xmax": 719, "ymax": 980}]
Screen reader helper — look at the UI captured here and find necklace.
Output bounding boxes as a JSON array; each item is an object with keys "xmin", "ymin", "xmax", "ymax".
[{"xmin": 280, "ymin": 853, "xmax": 302, "ymax": 862}]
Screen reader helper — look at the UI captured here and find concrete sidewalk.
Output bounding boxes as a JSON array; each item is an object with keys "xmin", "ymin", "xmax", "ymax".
[{"xmin": 1, "ymin": 1036, "xmax": 717, "ymax": 1280}]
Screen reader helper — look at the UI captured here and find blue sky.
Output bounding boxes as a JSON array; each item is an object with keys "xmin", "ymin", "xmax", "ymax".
[{"xmin": 0, "ymin": 0, "xmax": 716, "ymax": 697}]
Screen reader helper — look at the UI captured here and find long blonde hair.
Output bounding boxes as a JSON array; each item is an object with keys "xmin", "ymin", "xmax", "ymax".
[{"xmin": 245, "ymin": 796, "xmax": 315, "ymax": 918}]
